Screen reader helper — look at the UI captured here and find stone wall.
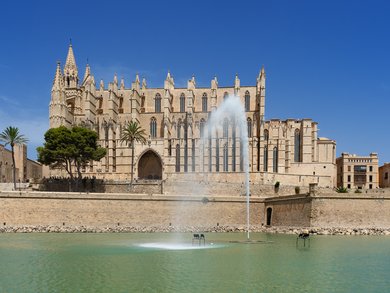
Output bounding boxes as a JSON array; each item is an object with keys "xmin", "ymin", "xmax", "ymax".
[
  {"xmin": 311, "ymin": 195, "xmax": 390, "ymax": 228},
  {"xmin": 264, "ymin": 195, "xmax": 312, "ymax": 227},
  {"xmin": 0, "ymin": 191, "xmax": 264, "ymax": 228},
  {"xmin": 264, "ymin": 192, "xmax": 390, "ymax": 229}
]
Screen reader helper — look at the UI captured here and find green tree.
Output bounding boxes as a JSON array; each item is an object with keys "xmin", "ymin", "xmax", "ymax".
[
  {"xmin": 120, "ymin": 121, "xmax": 147, "ymax": 183},
  {"xmin": 37, "ymin": 126, "xmax": 106, "ymax": 180},
  {"xmin": 0, "ymin": 126, "xmax": 28, "ymax": 190}
]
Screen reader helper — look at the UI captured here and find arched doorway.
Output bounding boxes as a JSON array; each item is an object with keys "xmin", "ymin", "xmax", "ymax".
[
  {"xmin": 266, "ymin": 207, "xmax": 272, "ymax": 226},
  {"xmin": 137, "ymin": 150, "xmax": 162, "ymax": 180}
]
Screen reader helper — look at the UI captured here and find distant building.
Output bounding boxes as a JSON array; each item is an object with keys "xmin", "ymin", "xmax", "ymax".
[
  {"xmin": 336, "ymin": 153, "xmax": 379, "ymax": 189},
  {"xmin": 379, "ymin": 163, "xmax": 390, "ymax": 188},
  {"xmin": 48, "ymin": 43, "xmax": 337, "ymax": 187},
  {"xmin": 0, "ymin": 144, "xmax": 42, "ymax": 183}
]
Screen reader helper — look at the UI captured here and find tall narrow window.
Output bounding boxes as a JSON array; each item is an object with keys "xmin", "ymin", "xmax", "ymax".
[
  {"xmin": 155, "ymin": 93, "xmax": 161, "ymax": 113},
  {"xmin": 202, "ymin": 93, "xmax": 208, "ymax": 112},
  {"xmin": 294, "ymin": 129, "xmax": 301, "ymax": 162},
  {"xmin": 200, "ymin": 119, "xmax": 205, "ymax": 138},
  {"xmin": 208, "ymin": 132, "xmax": 212, "ymax": 172},
  {"xmin": 175, "ymin": 144, "xmax": 180, "ymax": 172},
  {"xmin": 273, "ymin": 147, "xmax": 278, "ymax": 173},
  {"xmin": 216, "ymin": 137, "xmax": 220, "ymax": 172},
  {"xmin": 150, "ymin": 117, "xmax": 157, "ymax": 138},
  {"xmin": 245, "ymin": 91, "xmax": 250, "ymax": 112},
  {"xmin": 192, "ymin": 139, "xmax": 195, "ymax": 172},
  {"xmin": 264, "ymin": 146, "xmax": 268, "ymax": 172},
  {"xmin": 264, "ymin": 129, "xmax": 269, "ymax": 141},
  {"xmin": 247, "ymin": 118, "xmax": 252, "ymax": 137},
  {"xmin": 180, "ymin": 93, "xmax": 185, "ymax": 113},
  {"xmin": 223, "ymin": 118, "xmax": 229, "ymax": 138},
  {"xmin": 168, "ymin": 139, "xmax": 172, "ymax": 156},
  {"xmin": 232, "ymin": 121, "xmax": 236, "ymax": 172},
  {"xmin": 223, "ymin": 143, "xmax": 228, "ymax": 172},
  {"xmin": 177, "ymin": 120, "xmax": 182, "ymax": 139}
]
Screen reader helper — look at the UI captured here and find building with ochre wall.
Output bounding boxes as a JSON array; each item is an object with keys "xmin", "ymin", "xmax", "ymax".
[
  {"xmin": 336, "ymin": 153, "xmax": 379, "ymax": 189},
  {"xmin": 0, "ymin": 144, "xmax": 42, "ymax": 183},
  {"xmin": 49, "ymin": 43, "xmax": 336, "ymax": 187},
  {"xmin": 379, "ymin": 163, "xmax": 390, "ymax": 188}
]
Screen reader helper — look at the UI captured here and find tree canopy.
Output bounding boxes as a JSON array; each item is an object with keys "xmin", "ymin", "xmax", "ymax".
[{"xmin": 37, "ymin": 126, "xmax": 106, "ymax": 179}]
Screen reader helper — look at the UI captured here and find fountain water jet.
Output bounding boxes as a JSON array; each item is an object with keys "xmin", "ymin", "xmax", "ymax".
[{"xmin": 202, "ymin": 94, "xmax": 251, "ymax": 240}]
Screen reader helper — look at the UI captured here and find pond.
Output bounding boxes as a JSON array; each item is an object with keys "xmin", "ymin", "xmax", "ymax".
[{"xmin": 0, "ymin": 232, "xmax": 389, "ymax": 292}]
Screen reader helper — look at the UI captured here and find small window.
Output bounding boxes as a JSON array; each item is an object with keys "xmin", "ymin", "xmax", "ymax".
[
  {"xmin": 202, "ymin": 93, "xmax": 208, "ymax": 113},
  {"xmin": 385, "ymin": 172, "xmax": 389, "ymax": 180},
  {"xmin": 150, "ymin": 118, "xmax": 157, "ymax": 138},
  {"xmin": 155, "ymin": 93, "xmax": 161, "ymax": 113},
  {"xmin": 347, "ymin": 184, "xmax": 351, "ymax": 189},
  {"xmin": 223, "ymin": 118, "xmax": 229, "ymax": 138},
  {"xmin": 347, "ymin": 175, "xmax": 351, "ymax": 182},
  {"xmin": 369, "ymin": 166, "xmax": 373, "ymax": 172},
  {"xmin": 180, "ymin": 93, "xmax": 185, "ymax": 113},
  {"xmin": 244, "ymin": 91, "xmax": 250, "ymax": 112},
  {"xmin": 348, "ymin": 166, "xmax": 351, "ymax": 172},
  {"xmin": 369, "ymin": 184, "xmax": 373, "ymax": 189},
  {"xmin": 369, "ymin": 175, "xmax": 373, "ymax": 182},
  {"xmin": 247, "ymin": 118, "xmax": 252, "ymax": 137}
]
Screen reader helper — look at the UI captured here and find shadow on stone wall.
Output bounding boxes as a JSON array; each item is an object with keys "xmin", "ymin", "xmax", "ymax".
[{"xmin": 38, "ymin": 177, "xmax": 162, "ymax": 194}]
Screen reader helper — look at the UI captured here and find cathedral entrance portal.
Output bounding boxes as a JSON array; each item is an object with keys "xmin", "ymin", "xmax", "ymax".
[{"xmin": 138, "ymin": 150, "xmax": 162, "ymax": 180}]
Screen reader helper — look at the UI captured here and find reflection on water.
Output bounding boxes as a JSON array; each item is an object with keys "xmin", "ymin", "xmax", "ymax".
[{"xmin": 0, "ymin": 233, "xmax": 389, "ymax": 292}]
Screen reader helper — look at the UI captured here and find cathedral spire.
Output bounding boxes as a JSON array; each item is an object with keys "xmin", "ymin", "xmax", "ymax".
[
  {"xmin": 52, "ymin": 61, "xmax": 63, "ymax": 92},
  {"xmin": 63, "ymin": 42, "xmax": 79, "ymax": 87},
  {"xmin": 64, "ymin": 42, "xmax": 78, "ymax": 76},
  {"xmin": 83, "ymin": 63, "xmax": 91, "ymax": 83}
]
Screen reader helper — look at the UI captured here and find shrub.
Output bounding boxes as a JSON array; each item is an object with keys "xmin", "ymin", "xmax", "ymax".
[
  {"xmin": 201, "ymin": 197, "xmax": 209, "ymax": 204},
  {"xmin": 355, "ymin": 189, "xmax": 362, "ymax": 193},
  {"xmin": 335, "ymin": 186, "xmax": 348, "ymax": 193}
]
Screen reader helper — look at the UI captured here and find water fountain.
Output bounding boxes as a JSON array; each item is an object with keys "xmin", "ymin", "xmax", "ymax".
[{"xmin": 202, "ymin": 94, "xmax": 251, "ymax": 240}]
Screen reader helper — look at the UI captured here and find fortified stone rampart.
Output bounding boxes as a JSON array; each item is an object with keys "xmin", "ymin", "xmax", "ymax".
[{"xmin": 0, "ymin": 191, "xmax": 264, "ymax": 228}]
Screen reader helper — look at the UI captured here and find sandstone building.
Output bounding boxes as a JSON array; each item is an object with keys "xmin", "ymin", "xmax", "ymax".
[
  {"xmin": 379, "ymin": 163, "xmax": 390, "ymax": 188},
  {"xmin": 0, "ymin": 144, "xmax": 42, "ymax": 183},
  {"xmin": 336, "ymin": 153, "xmax": 379, "ymax": 189},
  {"xmin": 48, "ymin": 44, "xmax": 336, "ymax": 187}
]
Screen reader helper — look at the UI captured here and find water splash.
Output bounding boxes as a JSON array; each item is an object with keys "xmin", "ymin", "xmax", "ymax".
[
  {"xmin": 138, "ymin": 243, "xmax": 221, "ymax": 250},
  {"xmin": 202, "ymin": 95, "xmax": 250, "ymax": 240}
]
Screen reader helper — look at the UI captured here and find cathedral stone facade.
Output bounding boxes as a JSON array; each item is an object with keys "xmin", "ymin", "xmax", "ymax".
[{"xmin": 49, "ymin": 44, "xmax": 336, "ymax": 187}]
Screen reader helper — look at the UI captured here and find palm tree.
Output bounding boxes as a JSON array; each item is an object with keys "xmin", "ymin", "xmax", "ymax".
[
  {"xmin": 0, "ymin": 126, "xmax": 28, "ymax": 190},
  {"xmin": 120, "ymin": 121, "xmax": 147, "ymax": 184}
]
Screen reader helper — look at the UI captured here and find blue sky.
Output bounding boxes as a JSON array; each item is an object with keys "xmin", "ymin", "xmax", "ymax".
[{"xmin": 0, "ymin": 0, "xmax": 389, "ymax": 164}]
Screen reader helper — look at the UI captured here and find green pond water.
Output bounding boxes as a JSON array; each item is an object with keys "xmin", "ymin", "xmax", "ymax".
[{"xmin": 0, "ymin": 233, "xmax": 389, "ymax": 292}]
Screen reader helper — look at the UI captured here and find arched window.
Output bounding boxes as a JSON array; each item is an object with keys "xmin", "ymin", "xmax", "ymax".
[
  {"xmin": 150, "ymin": 117, "xmax": 157, "ymax": 138},
  {"xmin": 264, "ymin": 129, "xmax": 269, "ymax": 141},
  {"xmin": 223, "ymin": 92, "xmax": 229, "ymax": 100},
  {"xmin": 245, "ymin": 91, "xmax": 250, "ymax": 112},
  {"xmin": 175, "ymin": 144, "xmax": 180, "ymax": 172},
  {"xmin": 223, "ymin": 143, "xmax": 228, "ymax": 172},
  {"xmin": 223, "ymin": 118, "xmax": 229, "ymax": 138},
  {"xmin": 264, "ymin": 146, "xmax": 268, "ymax": 172},
  {"xmin": 273, "ymin": 146, "xmax": 278, "ymax": 173},
  {"xmin": 155, "ymin": 93, "xmax": 161, "ymax": 113},
  {"xmin": 180, "ymin": 93, "xmax": 185, "ymax": 112},
  {"xmin": 177, "ymin": 120, "xmax": 182, "ymax": 139},
  {"xmin": 200, "ymin": 119, "xmax": 205, "ymax": 137},
  {"xmin": 294, "ymin": 129, "xmax": 301, "ymax": 162},
  {"xmin": 202, "ymin": 93, "xmax": 208, "ymax": 112},
  {"xmin": 247, "ymin": 118, "xmax": 252, "ymax": 137}
]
